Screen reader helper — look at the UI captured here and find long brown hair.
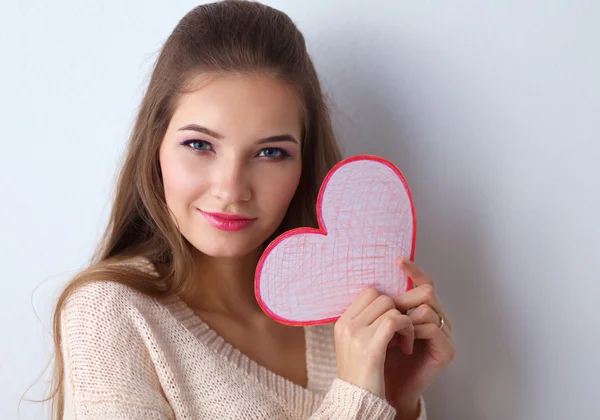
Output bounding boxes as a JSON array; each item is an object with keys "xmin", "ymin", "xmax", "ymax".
[{"xmin": 23, "ymin": 1, "xmax": 342, "ymax": 418}]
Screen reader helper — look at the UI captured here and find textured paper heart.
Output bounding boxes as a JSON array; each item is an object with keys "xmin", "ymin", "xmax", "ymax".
[{"xmin": 255, "ymin": 155, "xmax": 416, "ymax": 326}]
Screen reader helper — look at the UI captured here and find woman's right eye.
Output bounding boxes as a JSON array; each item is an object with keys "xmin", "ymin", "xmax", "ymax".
[{"xmin": 181, "ymin": 140, "xmax": 213, "ymax": 153}]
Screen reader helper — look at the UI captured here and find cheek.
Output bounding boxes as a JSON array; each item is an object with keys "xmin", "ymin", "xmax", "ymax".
[
  {"xmin": 160, "ymin": 150, "xmax": 205, "ymax": 210},
  {"xmin": 262, "ymin": 166, "xmax": 302, "ymax": 213}
]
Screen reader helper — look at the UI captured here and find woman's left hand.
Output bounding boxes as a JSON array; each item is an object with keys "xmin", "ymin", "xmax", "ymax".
[{"xmin": 384, "ymin": 257, "xmax": 456, "ymax": 419}]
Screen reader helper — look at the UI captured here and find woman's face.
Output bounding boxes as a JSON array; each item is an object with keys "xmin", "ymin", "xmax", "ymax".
[{"xmin": 159, "ymin": 74, "xmax": 304, "ymax": 258}]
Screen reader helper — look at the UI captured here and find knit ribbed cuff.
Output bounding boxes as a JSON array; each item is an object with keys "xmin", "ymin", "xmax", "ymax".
[
  {"xmin": 312, "ymin": 378, "xmax": 396, "ymax": 419},
  {"xmin": 416, "ymin": 395, "xmax": 427, "ymax": 420}
]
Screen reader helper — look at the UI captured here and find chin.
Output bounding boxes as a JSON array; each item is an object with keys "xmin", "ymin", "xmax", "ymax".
[
  {"xmin": 189, "ymin": 233, "xmax": 268, "ymax": 259},
  {"xmin": 197, "ymin": 246, "xmax": 258, "ymax": 259}
]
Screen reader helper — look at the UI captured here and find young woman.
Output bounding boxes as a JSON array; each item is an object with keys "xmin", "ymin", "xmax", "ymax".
[{"xmin": 48, "ymin": 1, "xmax": 455, "ymax": 418}]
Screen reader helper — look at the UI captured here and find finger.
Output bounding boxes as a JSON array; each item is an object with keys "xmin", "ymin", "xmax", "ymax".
[
  {"xmin": 394, "ymin": 280, "xmax": 453, "ymax": 332},
  {"xmin": 409, "ymin": 305, "xmax": 454, "ymax": 339},
  {"xmin": 408, "ymin": 304, "xmax": 441, "ymax": 326},
  {"xmin": 372, "ymin": 309, "xmax": 414, "ymax": 355},
  {"xmin": 394, "ymin": 285, "xmax": 439, "ymax": 313},
  {"xmin": 357, "ymin": 294, "xmax": 396, "ymax": 325},
  {"xmin": 397, "ymin": 257, "xmax": 433, "ymax": 287},
  {"xmin": 340, "ymin": 287, "xmax": 381, "ymax": 321},
  {"xmin": 393, "ymin": 287, "xmax": 452, "ymax": 332},
  {"xmin": 413, "ymin": 324, "xmax": 456, "ymax": 365}
]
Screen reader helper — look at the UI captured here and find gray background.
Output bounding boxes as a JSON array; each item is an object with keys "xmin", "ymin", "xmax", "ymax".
[{"xmin": 2, "ymin": 1, "xmax": 598, "ymax": 419}]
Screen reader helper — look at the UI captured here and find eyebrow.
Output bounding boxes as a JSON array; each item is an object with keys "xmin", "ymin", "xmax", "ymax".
[{"xmin": 177, "ymin": 124, "xmax": 299, "ymax": 145}]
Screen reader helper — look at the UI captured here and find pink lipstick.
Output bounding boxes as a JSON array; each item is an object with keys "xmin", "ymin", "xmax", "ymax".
[{"xmin": 199, "ymin": 210, "xmax": 256, "ymax": 231}]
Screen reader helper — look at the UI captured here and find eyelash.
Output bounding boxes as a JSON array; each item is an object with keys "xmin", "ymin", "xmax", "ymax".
[{"xmin": 181, "ymin": 140, "xmax": 291, "ymax": 160}]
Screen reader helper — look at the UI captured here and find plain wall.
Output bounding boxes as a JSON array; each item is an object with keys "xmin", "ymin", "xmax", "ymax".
[{"xmin": 2, "ymin": 1, "xmax": 599, "ymax": 419}]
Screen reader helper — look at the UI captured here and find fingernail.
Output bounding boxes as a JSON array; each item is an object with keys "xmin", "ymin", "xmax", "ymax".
[{"xmin": 401, "ymin": 257, "xmax": 411, "ymax": 265}]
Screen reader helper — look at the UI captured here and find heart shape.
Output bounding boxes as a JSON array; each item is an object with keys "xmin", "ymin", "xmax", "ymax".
[{"xmin": 255, "ymin": 155, "xmax": 416, "ymax": 326}]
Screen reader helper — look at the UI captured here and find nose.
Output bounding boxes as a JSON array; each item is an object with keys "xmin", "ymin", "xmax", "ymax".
[{"xmin": 209, "ymin": 156, "xmax": 252, "ymax": 204}]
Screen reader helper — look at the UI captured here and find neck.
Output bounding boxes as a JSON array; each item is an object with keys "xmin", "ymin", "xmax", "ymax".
[{"xmin": 183, "ymin": 247, "xmax": 265, "ymax": 322}]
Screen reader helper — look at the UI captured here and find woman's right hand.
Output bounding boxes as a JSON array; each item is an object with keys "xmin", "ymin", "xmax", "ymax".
[{"xmin": 334, "ymin": 288, "xmax": 415, "ymax": 398}]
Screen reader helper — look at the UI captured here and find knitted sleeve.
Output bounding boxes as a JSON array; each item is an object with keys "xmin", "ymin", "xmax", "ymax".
[
  {"xmin": 60, "ymin": 281, "xmax": 174, "ymax": 419},
  {"xmin": 308, "ymin": 378, "xmax": 427, "ymax": 420}
]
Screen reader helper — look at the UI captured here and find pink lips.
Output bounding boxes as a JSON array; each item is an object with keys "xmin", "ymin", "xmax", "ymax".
[{"xmin": 199, "ymin": 210, "xmax": 256, "ymax": 231}]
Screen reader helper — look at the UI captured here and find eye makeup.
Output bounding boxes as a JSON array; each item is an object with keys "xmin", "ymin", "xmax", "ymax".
[{"xmin": 180, "ymin": 139, "xmax": 295, "ymax": 161}]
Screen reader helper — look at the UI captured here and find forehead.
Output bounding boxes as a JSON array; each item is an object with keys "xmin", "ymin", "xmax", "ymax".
[{"xmin": 171, "ymin": 73, "xmax": 305, "ymax": 138}]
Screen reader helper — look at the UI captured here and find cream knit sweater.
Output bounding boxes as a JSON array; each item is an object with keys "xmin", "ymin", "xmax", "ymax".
[{"xmin": 61, "ymin": 276, "xmax": 427, "ymax": 419}]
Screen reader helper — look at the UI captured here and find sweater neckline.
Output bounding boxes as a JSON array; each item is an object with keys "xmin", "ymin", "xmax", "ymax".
[{"xmin": 161, "ymin": 294, "xmax": 328, "ymax": 413}]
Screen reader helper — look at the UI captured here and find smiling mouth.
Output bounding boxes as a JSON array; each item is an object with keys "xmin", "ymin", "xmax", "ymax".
[{"xmin": 198, "ymin": 210, "xmax": 256, "ymax": 231}]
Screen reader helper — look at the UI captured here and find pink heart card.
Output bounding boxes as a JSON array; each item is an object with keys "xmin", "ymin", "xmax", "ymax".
[{"xmin": 255, "ymin": 155, "xmax": 416, "ymax": 326}]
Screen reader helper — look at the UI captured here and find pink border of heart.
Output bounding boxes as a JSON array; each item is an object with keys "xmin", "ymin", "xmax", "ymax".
[{"xmin": 254, "ymin": 154, "xmax": 418, "ymax": 326}]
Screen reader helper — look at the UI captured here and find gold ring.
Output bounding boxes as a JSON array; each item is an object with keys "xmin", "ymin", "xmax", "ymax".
[{"xmin": 438, "ymin": 314, "xmax": 445, "ymax": 330}]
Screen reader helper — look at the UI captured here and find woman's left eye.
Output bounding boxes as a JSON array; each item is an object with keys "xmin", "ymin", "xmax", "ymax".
[{"xmin": 258, "ymin": 148, "xmax": 289, "ymax": 159}]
